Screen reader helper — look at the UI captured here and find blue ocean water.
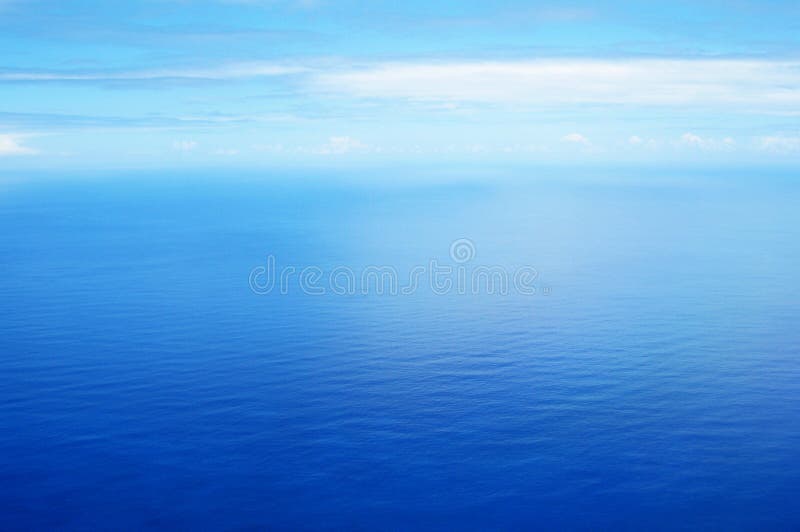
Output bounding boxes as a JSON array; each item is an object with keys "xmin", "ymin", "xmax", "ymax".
[{"xmin": 1, "ymin": 168, "xmax": 799, "ymax": 529}]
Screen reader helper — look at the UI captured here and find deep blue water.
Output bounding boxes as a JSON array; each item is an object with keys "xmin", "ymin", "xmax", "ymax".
[{"xmin": 1, "ymin": 169, "xmax": 800, "ymax": 530}]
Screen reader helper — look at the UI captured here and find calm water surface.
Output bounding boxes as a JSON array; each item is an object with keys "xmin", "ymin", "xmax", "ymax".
[{"xmin": 1, "ymin": 169, "xmax": 799, "ymax": 529}]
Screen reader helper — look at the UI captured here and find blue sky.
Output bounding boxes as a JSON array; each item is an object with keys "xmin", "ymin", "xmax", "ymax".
[{"xmin": 1, "ymin": 0, "xmax": 800, "ymax": 168}]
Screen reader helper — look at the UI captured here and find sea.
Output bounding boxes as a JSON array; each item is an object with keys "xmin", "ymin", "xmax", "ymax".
[{"xmin": 1, "ymin": 166, "xmax": 799, "ymax": 529}]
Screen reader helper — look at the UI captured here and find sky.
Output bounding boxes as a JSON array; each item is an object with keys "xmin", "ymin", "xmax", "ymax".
[{"xmin": 1, "ymin": 0, "xmax": 800, "ymax": 169}]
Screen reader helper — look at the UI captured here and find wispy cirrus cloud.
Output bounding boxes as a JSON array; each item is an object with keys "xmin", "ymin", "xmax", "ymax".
[
  {"xmin": 0, "ymin": 62, "xmax": 306, "ymax": 82},
  {"xmin": 313, "ymin": 59, "xmax": 800, "ymax": 108},
  {"xmin": 217, "ymin": 0, "xmax": 321, "ymax": 7},
  {"xmin": 5, "ymin": 58, "xmax": 800, "ymax": 114},
  {"xmin": 0, "ymin": 111, "xmax": 305, "ymax": 130}
]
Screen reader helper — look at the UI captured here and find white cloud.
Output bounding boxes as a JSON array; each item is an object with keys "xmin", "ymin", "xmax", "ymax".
[
  {"xmin": 7, "ymin": 59, "xmax": 800, "ymax": 114},
  {"xmin": 253, "ymin": 143, "xmax": 285, "ymax": 153},
  {"xmin": 213, "ymin": 148, "xmax": 240, "ymax": 156},
  {"xmin": 562, "ymin": 133, "xmax": 589, "ymax": 145},
  {"xmin": 314, "ymin": 59, "xmax": 800, "ymax": 108},
  {"xmin": 628, "ymin": 136, "xmax": 660, "ymax": 149},
  {"xmin": 757, "ymin": 136, "xmax": 800, "ymax": 153},
  {"xmin": 172, "ymin": 140, "xmax": 197, "ymax": 152},
  {"xmin": 314, "ymin": 136, "xmax": 368, "ymax": 155},
  {"xmin": 0, "ymin": 134, "xmax": 36, "ymax": 156},
  {"xmin": 680, "ymin": 132, "xmax": 706, "ymax": 147},
  {"xmin": 678, "ymin": 133, "xmax": 735, "ymax": 151}
]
